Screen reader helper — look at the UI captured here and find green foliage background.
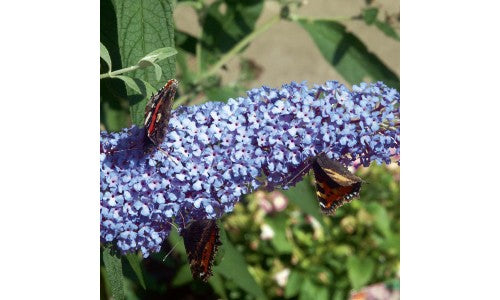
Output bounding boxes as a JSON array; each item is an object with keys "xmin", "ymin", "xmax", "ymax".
[{"xmin": 100, "ymin": 0, "xmax": 400, "ymax": 299}]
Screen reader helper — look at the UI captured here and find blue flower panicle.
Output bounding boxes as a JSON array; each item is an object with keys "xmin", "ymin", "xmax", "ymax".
[{"xmin": 100, "ymin": 80, "xmax": 400, "ymax": 257}]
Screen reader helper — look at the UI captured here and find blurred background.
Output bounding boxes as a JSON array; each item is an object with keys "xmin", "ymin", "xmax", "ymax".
[
  {"xmin": 175, "ymin": 0, "xmax": 399, "ymax": 88},
  {"xmin": 100, "ymin": 0, "xmax": 400, "ymax": 299}
]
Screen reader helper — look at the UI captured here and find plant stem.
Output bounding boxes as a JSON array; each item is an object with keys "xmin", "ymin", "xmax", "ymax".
[
  {"xmin": 177, "ymin": 1, "xmax": 203, "ymax": 10},
  {"xmin": 100, "ymin": 65, "xmax": 140, "ymax": 79},
  {"xmin": 289, "ymin": 14, "xmax": 354, "ymax": 23},
  {"xmin": 193, "ymin": 15, "xmax": 280, "ymax": 84}
]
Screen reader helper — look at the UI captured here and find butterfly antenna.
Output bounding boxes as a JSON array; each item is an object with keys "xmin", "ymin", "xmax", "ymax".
[
  {"xmin": 162, "ymin": 240, "xmax": 181, "ymax": 261},
  {"xmin": 157, "ymin": 148, "xmax": 184, "ymax": 167},
  {"xmin": 283, "ymin": 157, "xmax": 315, "ymax": 187},
  {"xmin": 178, "ymin": 210, "xmax": 187, "ymax": 228},
  {"xmin": 165, "ymin": 220, "xmax": 179, "ymax": 231},
  {"xmin": 103, "ymin": 147, "xmax": 143, "ymax": 155}
]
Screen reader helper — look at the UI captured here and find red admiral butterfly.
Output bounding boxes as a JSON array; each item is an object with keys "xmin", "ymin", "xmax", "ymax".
[
  {"xmin": 101, "ymin": 79, "xmax": 178, "ymax": 156},
  {"xmin": 312, "ymin": 153, "xmax": 362, "ymax": 215},
  {"xmin": 143, "ymin": 79, "xmax": 178, "ymax": 153},
  {"xmin": 283, "ymin": 152, "xmax": 362, "ymax": 215},
  {"xmin": 180, "ymin": 219, "xmax": 221, "ymax": 282}
]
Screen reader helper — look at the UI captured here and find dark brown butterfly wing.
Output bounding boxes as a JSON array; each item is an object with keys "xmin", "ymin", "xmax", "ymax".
[
  {"xmin": 312, "ymin": 153, "xmax": 362, "ymax": 215},
  {"xmin": 144, "ymin": 79, "xmax": 178, "ymax": 152},
  {"xmin": 181, "ymin": 219, "xmax": 221, "ymax": 281}
]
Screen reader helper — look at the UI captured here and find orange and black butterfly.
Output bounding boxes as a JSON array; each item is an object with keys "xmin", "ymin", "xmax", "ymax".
[
  {"xmin": 143, "ymin": 79, "xmax": 178, "ymax": 153},
  {"xmin": 312, "ymin": 153, "xmax": 362, "ymax": 215},
  {"xmin": 180, "ymin": 219, "xmax": 221, "ymax": 281}
]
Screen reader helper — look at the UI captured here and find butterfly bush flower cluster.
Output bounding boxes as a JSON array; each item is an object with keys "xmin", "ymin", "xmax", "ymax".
[{"xmin": 100, "ymin": 81, "xmax": 400, "ymax": 257}]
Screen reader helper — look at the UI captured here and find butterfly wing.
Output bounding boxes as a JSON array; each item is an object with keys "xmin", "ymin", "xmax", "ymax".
[
  {"xmin": 312, "ymin": 153, "xmax": 362, "ymax": 215},
  {"xmin": 144, "ymin": 79, "xmax": 178, "ymax": 150},
  {"xmin": 181, "ymin": 219, "xmax": 221, "ymax": 281}
]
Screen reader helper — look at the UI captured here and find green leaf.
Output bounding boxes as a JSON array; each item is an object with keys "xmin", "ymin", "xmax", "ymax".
[
  {"xmin": 284, "ymin": 270, "xmax": 303, "ymax": 298},
  {"xmin": 113, "ymin": 75, "xmax": 142, "ymax": 94},
  {"xmin": 282, "ymin": 177, "xmax": 324, "ymax": 226},
  {"xmin": 137, "ymin": 47, "xmax": 177, "ymax": 82},
  {"xmin": 101, "ymin": 267, "xmax": 112, "ymax": 299},
  {"xmin": 125, "ymin": 253, "xmax": 146, "ymax": 290},
  {"xmin": 100, "ymin": 0, "xmax": 130, "ymax": 130},
  {"xmin": 100, "ymin": 79, "xmax": 130, "ymax": 131},
  {"xmin": 102, "ymin": 247, "xmax": 125, "ymax": 300},
  {"xmin": 153, "ymin": 63, "xmax": 163, "ymax": 81},
  {"xmin": 299, "ymin": 278, "xmax": 327, "ymax": 300},
  {"xmin": 214, "ymin": 228, "xmax": 267, "ymax": 299},
  {"xmin": 200, "ymin": 0, "xmax": 263, "ymax": 71},
  {"xmin": 332, "ymin": 289, "xmax": 347, "ymax": 300},
  {"xmin": 172, "ymin": 264, "xmax": 193, "ymax": 286},
  {"xmin": 168, "ymin": 226, "xmax": 187, "ymax": 259},
  {"xmin": 123, "ymin": 276, "xmax": 140, "ymax": 300},
  {"xmin": 315, "ymin": 287, "xmax": 328, "ymax": 300},
  {"xmin": 111, "ymin": 76, "xmax": 157, "ymax": 125},
  {"xmin": 137, "ymin": 47, "xmax": 178, "ymax": 67},
  {"xmin": 136, "ymin": 61, "xmax": 163, "ymax": 82},
  {"xmin": 346, "ymin": 256, "xmax": 375, "ymax": 290},
  {"xmin": 208, "ymin": 272, "xmax": 229, "ymax": 300},
  {"xmin": 297, "ymin": 19, "xmax": 399, "ymax": 89},
  {"xmin": 366, "ymin": 202, "xmax": 391, "ymax": 237},
  {"xmin": 362, "ymin": 8, "xmax": 379, "ymax": 25},
  {"xmin": 374, "ymin": 20, "xmax": 400, "ymax": 41},
  {"xmin": 114, "ymin": 0, "xmax": 176, "ymax": 87},
  {"xmin": 113, "ymin": 0, "xmax": 176, "ymax": 123},
  {"xmin": 100, "ymin": 0, "xmax": 122, "ymax": 71},
  {"xmin": 100, "ymin": 42, "xmax": 112, "ymax": 71},
  {"xmin": 266, "ymin": 214, "xmax": 292, "ymax": 254}
]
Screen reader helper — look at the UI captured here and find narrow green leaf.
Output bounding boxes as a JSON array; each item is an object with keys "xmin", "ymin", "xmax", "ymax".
[
  {"xmin": 208, "ymin": 271, "xmax": 229, "ymax": 300},
  {"xmin": 100, "ymin": 42, "xmax": 112, "ymax": 71},
  {"xmin": 298, "ymin": 19, "xmax": 399, "ymax": 89},
  {"xmin": 374, "ymin": 20, "xmax": 400, "ymax": 41},
  {"xmin": 123, "ymin": 277, "xmax": 140, "ymax": 300},
  {"xmin": 110, "ymin": 76, "xmax": 156, "ymax": 125},
  {"xmin": 125, "ymin": 253, "xmax": 146, "ymax": 290},
  {"xmin": 346, "ymin": 256, "xmax": 375, "ymax": 289},
  {"xmin": 282, "ymin": 177, "xmax": 324, "ymax": 226},
  {"xmin": 102, "ymin": 247, "xmax": 125, "ymax": 300},
  {"xmin": 101, "ymin": 267, "xmax": 112, "ymax": 299},
  {"xmin": 153, "ymin": 63, "xmax": 162, "ymax": 81},
  {"xmin": 168, "ymin": 225, "xmax": 187, "ymax": 258},
  {"xmin": 362, "ymin": 8, "xmax": 379, "ymax": 25},
  {"xmin": 137, "ymin": 61, "xmax": 164, "ymax": 82},
  {"xmin": 214, "ymin": 228, "xmax": 267, "ymax": 299},
  {"xmin": 137, "ymin": 47, "xmax": 177, "ymax": 66},
  {"xmin": 284, "ymin": 270, "xmax": 303, "ymax": 298},
  {"xmin": 114, "ymin": 75, "xmax": 142, "ymax": 94}
]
